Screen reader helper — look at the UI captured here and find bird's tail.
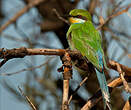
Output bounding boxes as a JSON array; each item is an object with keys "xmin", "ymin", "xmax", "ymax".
[{"xmin": 95, "ymin": 69, "xmax": 111, "ymax": 110}]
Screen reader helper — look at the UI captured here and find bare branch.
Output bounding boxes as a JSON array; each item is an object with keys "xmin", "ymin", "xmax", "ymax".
[
  {"xmin": 0, "ymin": 48, "xmax": 131, "ymax": 77},
  {"xmin": 68, "ymin": 77, "xmax": 88, "ymax": 104},
  {"xmin": 112, "ymin": 61, "xmax": 131, "ymax": 93},
  {"xmin": 0, "ymin": 0, "xmax": 46, "ymax": 33},
  {"xmin": 18, "ymin": 86, "xmax": 37, "ymax": 110},
  {"xmin": 61, "ymin": 52, "xmax": 72, "ymax": 110},
  {"xmin": 123, "ymin": 96, "xmax": 131, "ymax": 110},
  {"xmin": 121, "ymin": 73, "xmax": 131, "ymax": 93},
  {"xmin": 0, "ymin": 57, "xmax": 54, "ymax": 76},
  {"xmin": 81, "ymin": 77, "xmax": 131, "ymax": 110},
  {"xmin": 108, "ymin": 60, "xmax": 131, "ymax": 77},
  {"xmin": 62, "ymin": 80, "xmax": 69, "ymax": 110},
  {"xmin": 52, "ymin": 8, "xmax": 70, "ymax": 25},
  {"xmin": 97, "ymin": 4, "xmax": 131, "ymax": 30}
]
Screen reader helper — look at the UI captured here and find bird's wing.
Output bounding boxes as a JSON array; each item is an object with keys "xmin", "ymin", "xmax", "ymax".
[{"xmin": 70, "ymin": 22, "xmax": 103, "ymax": 71}]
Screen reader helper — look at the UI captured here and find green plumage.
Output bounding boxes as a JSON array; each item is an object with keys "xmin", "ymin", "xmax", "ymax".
[
  {"xmin": 69, "ymin": 9, "xmax": 92, "ymax": 21},
  {"xmin": 67, "ymin": 21, "xmax": 105, "ymax": 71},
  {"xmin": 67, "ymin": 9, "xmax": 111, "ymax": 110}
]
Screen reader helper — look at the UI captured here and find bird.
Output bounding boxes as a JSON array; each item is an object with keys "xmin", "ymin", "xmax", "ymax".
[{"xmin": 66, "ymin": 9, "xmax": 111, "ymax": 110}]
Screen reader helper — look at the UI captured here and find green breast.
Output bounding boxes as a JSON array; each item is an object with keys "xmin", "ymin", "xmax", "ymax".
[{"xmin": 67, "ymin": 21, "xmax": 104, "ymax": 71}]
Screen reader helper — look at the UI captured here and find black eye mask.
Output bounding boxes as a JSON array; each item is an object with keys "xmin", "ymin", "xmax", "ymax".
[{"xmin": 73, "ymin": 15, "xmax": 87, "ymax": 20}]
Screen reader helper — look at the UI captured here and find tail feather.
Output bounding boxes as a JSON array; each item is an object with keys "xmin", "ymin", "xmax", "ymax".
[{"xmin": 95, "ymin": 69, "xmax": 111, "ymax": 110}]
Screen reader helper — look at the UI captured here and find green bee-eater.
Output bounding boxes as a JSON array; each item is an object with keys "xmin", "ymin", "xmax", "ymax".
[{"xmin": 67, "ymin": 9, "xmax": 111, "ymax": 110}]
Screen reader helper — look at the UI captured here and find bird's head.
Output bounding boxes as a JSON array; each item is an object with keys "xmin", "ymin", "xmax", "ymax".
[{"xmin": 69, "ymin": 9, "xmax": 91, "ymax": 24}]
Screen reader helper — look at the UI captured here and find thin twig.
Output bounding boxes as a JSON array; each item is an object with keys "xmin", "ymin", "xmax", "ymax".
[
  {"xmin": 18, "ymin": 86, "xmax": 37, "ymax": 110},
  {"xmin": 0, "ymin": 0, "xmax": 46, "ymax": 33},
  {"xmin": 108, "ymin": 60, "xmax": 131, "ymax": 77},
  {"xmin": 81, "ymin": 77, "xmax": 130, "ymax": 110},
  {"xmin": 97, "ymin": 3, "xmax": 131, "ymax": 30},
  {"xmin": 68, "ymin": 77, "xmax": 88, "ymax": 104},
  {"xmin": 52, "ymin": 8, "xmax": 70, "ymax": 25},
  {"xmin": 0, "ymin": 57, "xmax": 54, "ymax": 76},
  {"xmin": 120, "ymin": 73, "xmax": 131, "ymax": 93},
  {"xmin": 111, "ymin": 60, "xmax": 131, "ymax": 93}
]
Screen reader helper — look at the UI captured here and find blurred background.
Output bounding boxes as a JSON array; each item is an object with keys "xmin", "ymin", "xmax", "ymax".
[{"xmin": 0, "ymin": 0, "xmax": 131, "ymax": 110}]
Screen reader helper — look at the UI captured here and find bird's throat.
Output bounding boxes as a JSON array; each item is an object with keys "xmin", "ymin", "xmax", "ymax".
[{"xmin": 69, "ymin": 17, "xmax": 86, "ymax": 24}]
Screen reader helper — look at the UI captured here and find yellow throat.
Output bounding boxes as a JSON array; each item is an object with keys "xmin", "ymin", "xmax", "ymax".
[{"xmin": 69, "ymin": 17, "xmax": 86, "ymax": 24}]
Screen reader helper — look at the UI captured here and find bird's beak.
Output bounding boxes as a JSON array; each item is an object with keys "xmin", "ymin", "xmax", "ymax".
[
  {"xmin": 68, "ymin": 17, "xmax": 74, "ymax": 23},
  {"xmin": 69, "ymin": 17, "xmax": 79, "ymax": 24}
]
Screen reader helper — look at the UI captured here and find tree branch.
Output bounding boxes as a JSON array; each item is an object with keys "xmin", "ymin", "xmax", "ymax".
[
  {"xmin": 0, "ymin": 47, "xmax": 131, "ymax": 76},
  {"xmin": 0, "ymin": 0, "xmax": 46, "ymax": 33},
  {"xmin": 0, "ymin": 57, "xmax": 54, "ymax": 76},
  {"xmin": 97, "ymin": 3, "xmax": 131, "ymax": 30},
  {"xmin": 123, "ymin": 96, "xmax": 131, "ymax": 110},
  {"xmin": 108, "ymin": 60, "xmax": 131, "ymax": 76},
  {"xmin": 109, "ymin": 60, "xmax": 131, "ymax": 93},
  {"xmin": 52, "ymin": 8, "xmax": 69, "ymax": 25},
  {"xmin": 68, "ymin": 77, "xmax": 88, "ymax": 105},
  {"xmin": 18, "ymin": 86, "xmax": 37, "ymax": 110},
  {"xmin": 60, "ymin": 52, "xmax": 72, "ymax": 110},
  {"xmin": 81, "ymin": 77, "xmax": 131, "ymax": 110}
]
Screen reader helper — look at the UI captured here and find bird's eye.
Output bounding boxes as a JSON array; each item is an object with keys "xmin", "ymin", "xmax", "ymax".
[{"xmin": 77, "ymin": 15, "xmax": 82, "ymax": 18}]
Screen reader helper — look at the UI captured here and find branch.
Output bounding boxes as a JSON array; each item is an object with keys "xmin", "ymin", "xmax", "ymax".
[
  {"xmin": 81, "ymin": 61, "xmax": 131, "ymax": 110},
  {"xmin": 108, "ymin": 60, "xmax": 131, "ymax": 77},
  {"xmin": 60, "ymin": 52, "xmax": 72, "ymax": 110},
  {"xmin": 68, "ymin": 77, "xmax": 88, "ymax": 105},
  {"xmin": 123, "ymin": 96, "xmax": 131, "ymax": 110},
  {"xmin": 0, "ymin": 57, "xmax": 54, "ymax": 76},
  {"xmin": 52, "ymin": 8, "xmax": 70, "ymax": 25},
  {"xmin": 1, "ymin": 48, "xmax": 131, "ymax": 109},
  {"xmin": 81, "ymin": 77, "xmax": 131, "ymax": 110},
  {"xmin": 109, "ymin": 60, "xmax": 131, "ymax": 93},
  {"xmin": 0, "ymin": 47, "xmax": 131, "ymax": 76},
  {"xmin": 18, "ymin": 86, "xmax": 37, "ymax": 110},
  {"xmin": 0, "ymin": 0, "xmax": 46, "ymax": 33},
  {"xmin": 97, "ymin": 3, "xmax": 131, "ymax": 30}
]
